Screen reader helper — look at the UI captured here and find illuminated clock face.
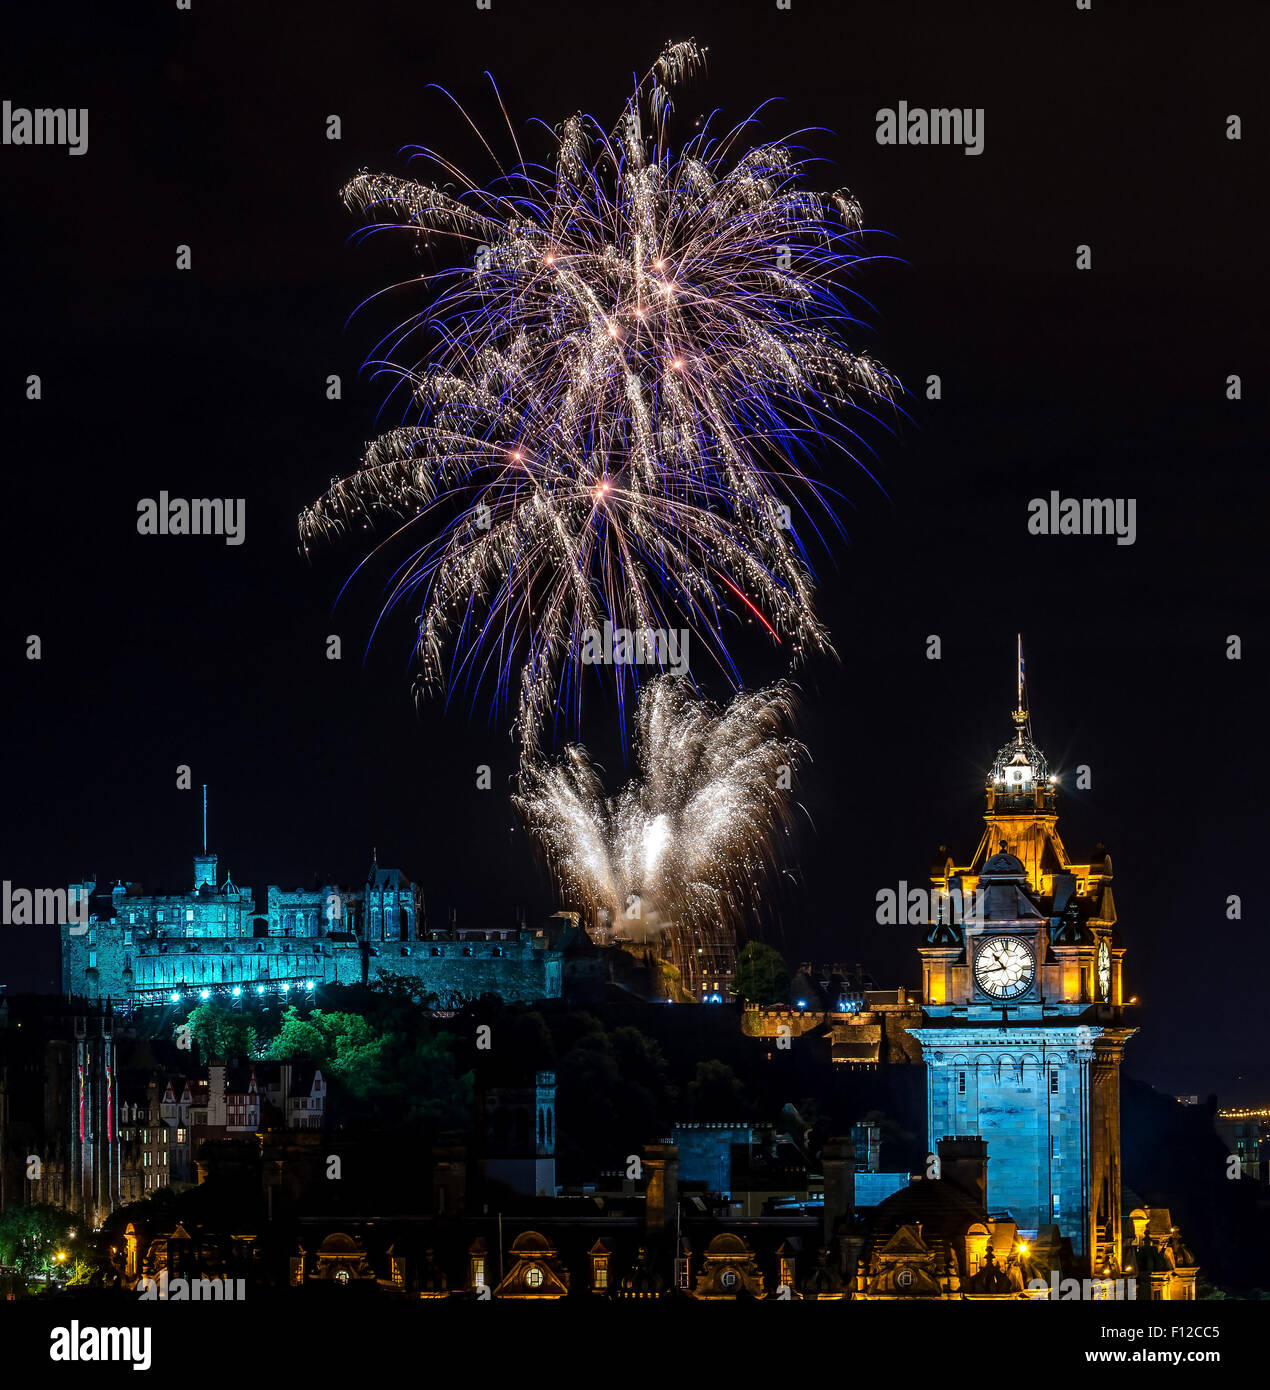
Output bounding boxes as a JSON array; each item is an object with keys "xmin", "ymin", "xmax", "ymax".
[
  {"xmin": 1097, "ymin": 940, "xmax": 1111, "ymax": 1000},
  {"xmin": 974, "ymin": 936, "xmax": 1036, "ymax": 1000}
]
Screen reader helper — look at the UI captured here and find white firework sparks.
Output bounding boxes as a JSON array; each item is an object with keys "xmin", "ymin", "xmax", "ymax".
[
  {"xmin": 513, "ymin": 677, "xmax": 805, "ymax": 978},
  {"xmin": 300, "ymin": 39, "xmax": 896, "ymax": 748}
]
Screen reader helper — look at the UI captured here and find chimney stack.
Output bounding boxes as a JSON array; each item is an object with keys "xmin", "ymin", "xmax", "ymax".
[
  {"xmin": 821, "ymin": 1135, "xmax": 856, "ymax": 1245},
  {"xmin": 937, "ymin": 1135, "xmax": 989, "ymax": 1207},
  {"xmin": 644, "ymin": 1142, "xmax": 679, "ymax": 1234}
]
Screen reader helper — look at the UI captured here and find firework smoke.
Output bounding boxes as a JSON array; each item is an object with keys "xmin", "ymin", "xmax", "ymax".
[
  {"xmin": 513, "ymin": 677, "xmax": 805, "ymax": 990},
  {"xmin": 301, "ymin": 40, "xmax": 896, "ymax": 748}
]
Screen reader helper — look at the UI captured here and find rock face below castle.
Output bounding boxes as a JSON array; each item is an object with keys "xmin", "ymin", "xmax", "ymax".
[{"xmin": 61, "ymin": 851, "xmax": 564, "ymax": 1007}]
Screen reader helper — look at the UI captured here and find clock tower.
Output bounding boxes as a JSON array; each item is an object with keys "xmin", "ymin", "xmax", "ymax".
[{"xmin": 907, "ymin": 641, "xmax": 1134, "ymax": 1273}]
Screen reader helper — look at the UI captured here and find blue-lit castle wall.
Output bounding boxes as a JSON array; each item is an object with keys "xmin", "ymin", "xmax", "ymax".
[{"xmin": 61, "ymin": 852, "xmax": 563, "ymax": 1007}]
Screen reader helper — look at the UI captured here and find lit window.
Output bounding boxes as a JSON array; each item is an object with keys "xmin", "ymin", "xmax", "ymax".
[
  {"xmin": 157, "ymin": 910, "xmax": 164, "ymax": 922},
  {"xmin": 525, "ymin": 1267, "xmax": 543, "ymax": 1288},
  {"xmin": 186, "ymin": 909, "xmax": 194, "ymax": 922}
]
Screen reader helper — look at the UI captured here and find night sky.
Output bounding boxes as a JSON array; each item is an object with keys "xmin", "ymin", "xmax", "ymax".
[{"xmin": 2, "ymin": 1, "xmax": 1266, "ymax": 1103}]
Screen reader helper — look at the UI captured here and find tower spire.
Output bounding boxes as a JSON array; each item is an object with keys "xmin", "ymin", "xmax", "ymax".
[
  {"xmin": 1013, "ymin": 634, "xmax": 1031, "ymax": 744},
  {"xmin": 203, "ymin": 784, "xmax": 208, "ymax": 856}
]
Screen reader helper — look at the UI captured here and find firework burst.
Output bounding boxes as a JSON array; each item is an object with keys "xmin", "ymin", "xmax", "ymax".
[
  {"xmin": 301, "ymin": 39, "xmax": 896, "ymax": 747},
  {"xmin": 513, "ymin": 676, "xmax": 805, "ymax": 992}
]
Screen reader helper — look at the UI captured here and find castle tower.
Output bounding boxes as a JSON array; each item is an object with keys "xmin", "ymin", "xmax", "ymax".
[
  {"xmin": 193, "ymin": 784, "xmax": 218, "ymax": 889},
  {"xmin": 907, "ymin": 641, "xmax": 1134, "ymax": 1273}
]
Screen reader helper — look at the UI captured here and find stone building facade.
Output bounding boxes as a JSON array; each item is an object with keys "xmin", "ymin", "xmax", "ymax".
[{"xmin": 0, "ymin": 1001, "xmax": 122, "ymax": 1228}]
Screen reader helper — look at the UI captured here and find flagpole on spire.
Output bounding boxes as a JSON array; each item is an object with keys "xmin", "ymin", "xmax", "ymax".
[
  {"xmin": 203, "ymin": 784, "xmax": 208, "ymax": 856},
  {"xmin": 1014, "ymin": 635, "xmax": 1030, "ymax": 744}
]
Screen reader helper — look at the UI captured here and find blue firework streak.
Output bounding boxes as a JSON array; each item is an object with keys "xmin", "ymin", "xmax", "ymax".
[{"xmin": 300, "ymin": 39, "xmax": 898, "ymax": 750}]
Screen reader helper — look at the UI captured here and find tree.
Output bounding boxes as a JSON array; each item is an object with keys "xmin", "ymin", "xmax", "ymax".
[
  {"xmin": 399, "ymin": 1033, "xmax": 474, "ymax": 1129},
  {"xmin": 556, "ymin": 1034, "xmax": 625, "ymax": 1177},
  {"xmin": 685, "ymin": 1059, "xmax": 751, "ymax": 1121},
  {"xmin": 264, "ymin": 1005, "xmax": 326, "ymax": 1063},
  {"xmin": 181, "ymin": 1002, "xmax": 258, "ymax": 1064},
  {"xmin": 734, "ymin": 941, "xmax": 789, "ymax": 1005},
  {"xmin": 0, "ymin": 1204, "xmax": 79, "ymax": 1278}
]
